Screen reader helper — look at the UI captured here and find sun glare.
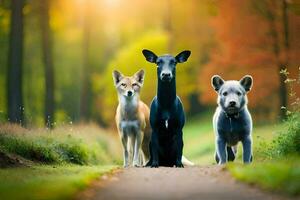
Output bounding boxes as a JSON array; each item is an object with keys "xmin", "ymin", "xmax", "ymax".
[{"xmin": 103, "ymin": 0, "xmax": 121, "ymax": 8}]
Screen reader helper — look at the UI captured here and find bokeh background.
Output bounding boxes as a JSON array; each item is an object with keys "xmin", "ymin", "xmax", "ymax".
[
  {"xmin": 0, "ymin": 0, "xmax": 300, "ymax": 127},
  {"xmin": 0, "ymin": 2, "xmax": 300, "ymax": 197}
]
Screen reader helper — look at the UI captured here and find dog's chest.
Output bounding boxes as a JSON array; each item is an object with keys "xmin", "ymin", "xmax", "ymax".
[
  {"xmin": 161, "ymin": 110, "xmax": 171, "ymax": 129},
  {"xmin": 218, "ymin": 117, "xmax": 246, "ymax": 145},
  {"xmin": 120, "ymin": 120, "xmax": 140, "ymax": 134}
]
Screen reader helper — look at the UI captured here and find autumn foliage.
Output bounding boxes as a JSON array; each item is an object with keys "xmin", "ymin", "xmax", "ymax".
[{"xmin": 200, "ymin": 0, "xmax": 300, "ymax": 121}]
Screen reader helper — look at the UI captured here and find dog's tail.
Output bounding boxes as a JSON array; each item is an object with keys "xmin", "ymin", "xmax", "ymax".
[{"xmin": 182, "ymin": 155, "xmax": 195, "ymax": 166}]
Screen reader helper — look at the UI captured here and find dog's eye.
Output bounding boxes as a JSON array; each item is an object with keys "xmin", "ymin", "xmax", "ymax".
[
  {"xmin": 223, "ymin": 92, "xmax": 228, "ymax": 96},
  {"xmin": 132, "ymin": 83, "xmax": 138, "ymax": 87},
  {"xmin": 169, "ymin": 60, "xmax": 175, "ymax": 65},
  {"xmin": 237, "ymin": 92, "xmax": 242, "ymax": 96},
  {"xmin": 121, "ymin": 83, "xmax": 126, "ymax": 87}
]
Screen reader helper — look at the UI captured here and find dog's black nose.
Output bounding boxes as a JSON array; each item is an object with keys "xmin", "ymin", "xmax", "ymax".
[
  {"xmin": 127, "ymin": 91, "xmax": 133, "ymax": 97},
  {"xmin": 162, "ymin": 72, "xmax": 171, "ymax": 78},
  {"xmin": 229, "ymin": 101, "xmax": 236, "ymax": 106}
]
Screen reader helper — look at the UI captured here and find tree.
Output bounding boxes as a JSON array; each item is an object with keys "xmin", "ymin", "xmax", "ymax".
[
  {"xmin": 7, "ymin": 0, "xmax": 24, "ymax": 124},
  {"xmin": 200, "ymin": 0, "xmax": 278, "ymax": 116},
  {"xmin": 280, "ymin": 0, "xmax": 290, "ymax": 118},
  {"xmin": 253, "ymin": 0, "xmax": 289, "ymax": 119},
  {"xmin": 252, "ymin": 0, "xmax": 300, "ymax": 119},
  {"xmin": 200, "ymin": 0, "xmax": 300, "ymax": 121},
  {"xmin": 40, "ymin": 0, "xmax": 55, "ymax": 128},
  {"xmin": 79, "ymin": 0, "xmax": 92, "ymax": 121}
]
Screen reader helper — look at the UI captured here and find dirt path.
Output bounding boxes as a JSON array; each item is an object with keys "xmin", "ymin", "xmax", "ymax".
[{"xmin": 77, "ymin": 166, "xmax": 291, "ymax": 200}]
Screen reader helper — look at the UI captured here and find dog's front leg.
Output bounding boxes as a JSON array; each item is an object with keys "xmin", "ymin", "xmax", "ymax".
[
  {"xmin": 121, "ymin": 134, "xmax": 129, "ymax": 168},
  {"xmin": 133, "ymin": 132, "xmax": 142, "ymax": 167},
  {"xmin": 150, "ymin": 129, "xmax": 159, "ymax": 168},
  {"xmin": 175, "ymin": 130, "xmax": 184, "ymax": 168},
  {"xmin": 216, "ymin": 137, "xmax": 227, "ymax": 164},
  {"xmin": 242, "ymin": 135, "xmax": 252, "ymax": 163}
]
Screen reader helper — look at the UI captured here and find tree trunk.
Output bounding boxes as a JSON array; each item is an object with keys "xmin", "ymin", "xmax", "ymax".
[
  {"xmin": 7, "ymin": 0, "xmax": 24, "ymax": 124},
  {"xmin": 278, "ymin": 0, "xmax": 289, "ymax": 120},
  {"xmin": 282, "ymin": 0, "xmax": 289, "ymax": 52},
  {"xmin": 267, "ymin": 4, "xmax": 288, "ymax": 120},
  {"xmin": 279, "ymin": 0, "xmax": 289, "ymax": 119},
  {"xmin": 80, "ymin": 0, "xmax": 91, "ymax": 121},
  {"xmin": 40, "ymin": 0, "xmax": 55, "ymax": 128},
  {"xmin": 278, "ymin": 65, "xmax": 288, "ymax": 119}
]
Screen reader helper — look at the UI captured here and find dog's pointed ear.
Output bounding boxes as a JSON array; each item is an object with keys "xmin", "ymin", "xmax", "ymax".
[
  {"xmin": 134, "ymin": 69, "xmax": 145, "ymax": 85},
  {"xmin": 142, "ymin": 49, "xmax": 157, "ymax": 63},
  {"xmin": 211, "ymin": 75, "xmax": 224, "ymax": 92},
  {"xmin": 240, "ymin": 75, "xmax": 253, "ymax": 92},
  {"xmin": 175, "ymin": 50, "xmax": 191, "ymax": 63},
  {"xmin": 112, "ymin": 70, "xmax": 123, "ymax": 86}
]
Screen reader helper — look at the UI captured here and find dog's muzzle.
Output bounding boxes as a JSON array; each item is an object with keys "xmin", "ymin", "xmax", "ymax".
[
  {"xmin": 127, "ymin": 90, "xmax": 134, "ymax": 97},
  {"xmin": 225, "ymin": 106, "xmax": 239, "ymax": 115},
  {"xmin": 160, "ymin": 73, "xmax": 172, "ymax": 82}
]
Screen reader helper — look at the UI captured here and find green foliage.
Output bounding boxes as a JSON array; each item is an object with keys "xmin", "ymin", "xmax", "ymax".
[
  {"xmin": 95, "ymin": 31, "xmax": 169, "ymax": 124},
  {"xmin": 227, "ymin": 159, "xmax": 300, "ymax": 196},
  {"xmin": 257, "ymin": 69, "xmax": 300, "ymax": 159},
  {"xmin": 0, "ymin": 124, "xmax": 121, "ymax": 165},
  {"xmin": 273, "ymin": 113, "xmax": 300, "ymax": 155},
  {"xmin": 0, "ymin": 165, "xmax": 117, "ymax": 200},
  {"xmin": 257, "ymin": 111, "xmax": 300, "ymax": 160},
  {"xmin": 0, "ymin": 135, "xmax": 60, "ymax": 163},
  {"xmin": 55, "ymin": 143, "xmax": 87, "ymax": 165}
]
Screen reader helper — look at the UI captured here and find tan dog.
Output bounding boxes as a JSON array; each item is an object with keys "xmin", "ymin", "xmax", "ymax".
[{"xmin": 113, "ymin": 69, "xmax": 151, "ymax": 167}]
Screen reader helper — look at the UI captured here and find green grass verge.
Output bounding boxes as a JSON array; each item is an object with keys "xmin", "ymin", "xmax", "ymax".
[
  {"xmin": 0, "ymin": 165, "xmax": 117, "ymax": 200},
  {"xmin": 0, "ymin": 124, "xmax": 122, "ymax": 165},
  {"xmin": 0, "ymin": 124, "xmax": 122, "ymax": 200},
  {"xmin": 227, "ymin": 159, "xmax": 300, "ymax": 196}
]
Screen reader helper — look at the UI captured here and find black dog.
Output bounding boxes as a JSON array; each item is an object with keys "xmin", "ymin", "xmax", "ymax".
[{"xmin": 142, "ymin": 49, "xmax": 191, "ymax": 168}]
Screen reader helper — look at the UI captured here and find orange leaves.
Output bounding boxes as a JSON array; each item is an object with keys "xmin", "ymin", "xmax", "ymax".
[{"xmin": 199, "ymin": 0, "xmax": 300, "ymax": 118}]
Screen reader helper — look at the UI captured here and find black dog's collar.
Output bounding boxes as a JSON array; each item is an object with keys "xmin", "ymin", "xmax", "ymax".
[
  {"xmin": 223, "ymin": 111, "xmax": 240, "ymax": 119},
  {"xmin": 223, "ymin": 111, "xmax": 240, "ymax": 133}
]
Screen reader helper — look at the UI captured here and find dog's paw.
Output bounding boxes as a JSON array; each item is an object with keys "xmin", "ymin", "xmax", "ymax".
[
  {"xmin": 145, "ymin": 161, "xmax": 152, "ymax": 167},
  {"xmin": 123, "ymin": 164, "xmax": 129, "ymax": 168},
  {"xmin": 133, "ymin": 163, "xmax": 141, "ymax": 168},
  {"xmin": 175, "ymin": 162, "xmax": 184, "ymax": 168},
  {"xmin": 151, "ymin": 161, "xmax": 159, "ymax": 168},
  {"xmin": 218, "ymin": 161, "xmax": 226, "ymax": 165}
]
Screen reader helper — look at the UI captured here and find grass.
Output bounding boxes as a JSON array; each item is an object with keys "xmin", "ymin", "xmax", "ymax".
[
  {"xmin": 261, "ymin": 112, "xmax": 300, "ymax": 159},
  {"xmin": 0, "ymin": 123, "xmax": 122, "ymax": 165},
  {"xmin": 183, "ymin": 114, "xmax": 214, "ymax": 165},
  {"xmin": 0, "ymin": 165, "xmax": 117, "ymax": 200},
  {"xmin": 0, "ymin": 123, "xmax": 122, "ymax": 200},
  {"xmin": 0, "ymin": 124, "xmax": 121, "ymax": 200},
  {"xmin": 227, "ymin": 159, "xmax": 300, "ymax": 196}
]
